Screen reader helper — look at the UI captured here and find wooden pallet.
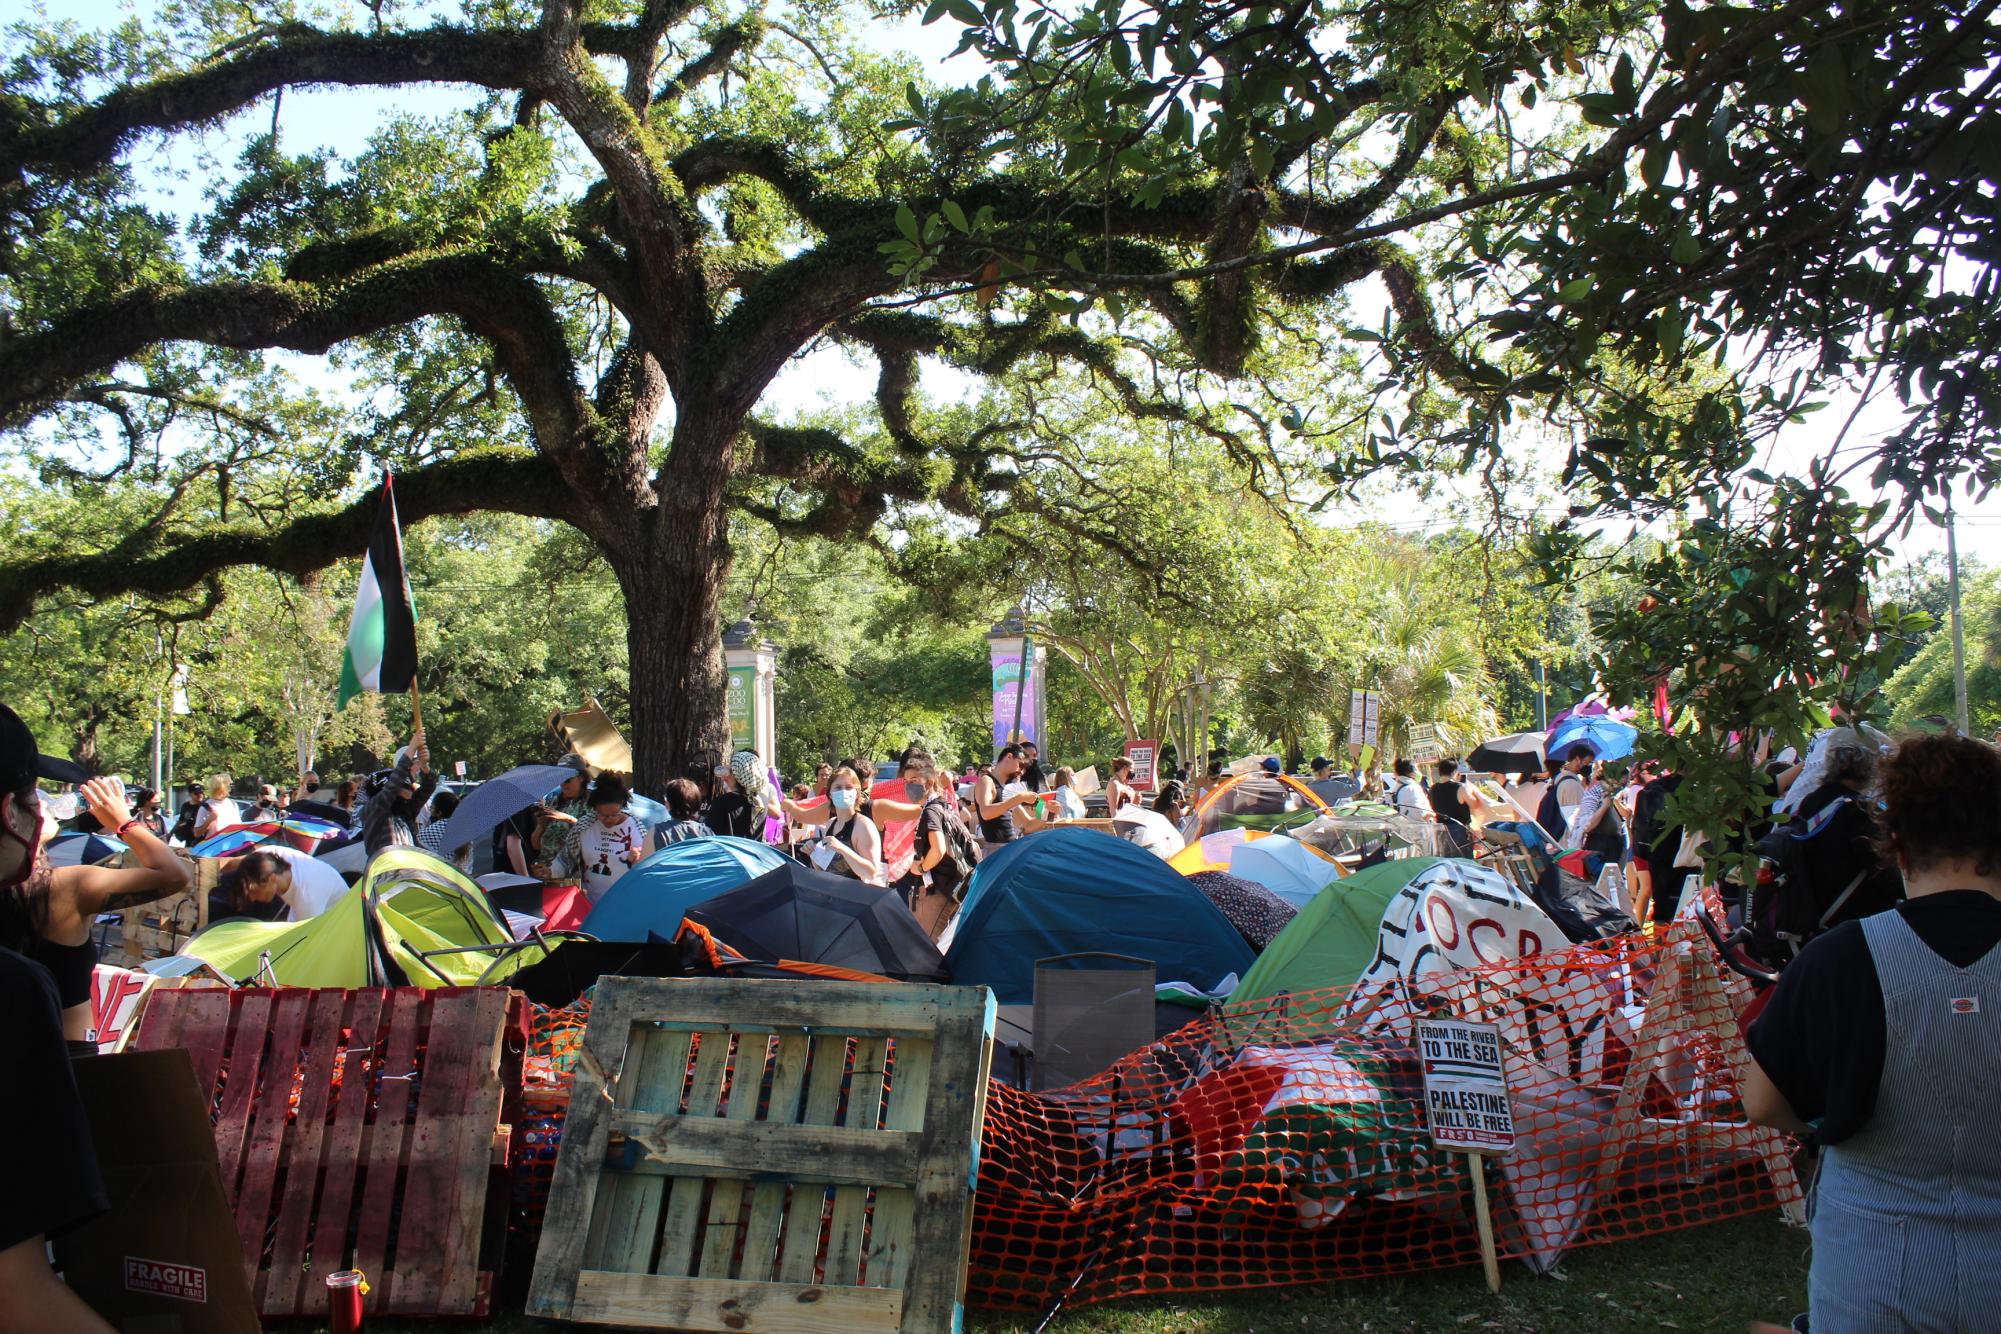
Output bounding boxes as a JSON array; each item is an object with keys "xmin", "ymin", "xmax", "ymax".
[
  {"xmin": 529, "ymin": 977, "xmax": 997, "ymax": 1334},
  {"xmin": 131, "ymin": 985, "xmax": 521, "ymax": 1317}
]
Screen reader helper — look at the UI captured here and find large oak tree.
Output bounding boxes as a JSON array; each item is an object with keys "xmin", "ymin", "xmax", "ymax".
[
  {"xmin": 5, "ymin": 0, "xmax": 1994, "ymax": 813},
  {"xmin": 0, "ymin": 0, "xmax": 1530, "ymax": 788}
]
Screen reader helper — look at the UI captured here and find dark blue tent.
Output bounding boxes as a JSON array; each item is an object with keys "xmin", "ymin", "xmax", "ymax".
[
  {"xmin": 942, "ymin": 826, "xmax": 1255, "ymax": 1004},
  {"xmin": 580, "ymin": 836, "xmax": 787, "ymax": 941}
]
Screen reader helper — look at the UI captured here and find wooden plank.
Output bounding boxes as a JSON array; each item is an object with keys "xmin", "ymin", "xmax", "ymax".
[
  {"xmin": 655, "ymin": 1029, "xmax": 736, "ymax": 1277},
  {"xmin": 896, "ymin": 991, "xmax": 995, "ymax": 1333},
  {"xmin": 588, "ymin": 975, "xmax": 958, "ymax": 1037},
  {"xmin": 350, "ymin": 988, "xmax": 424, "ymax": 1308},
  {"xmin": 613, "ymin": 1113, "xmax": 921, "ymax": 1186},
  {"xmin": 776, "ymin": 1034, "xmax": 851, "ymax": 1284},
  {"xmin": 211, "ymin": 990, "xmax": 274, "ymax": 1207},
  {"xmin": 304, "ymin": 990, "xmax": 383, "ymax": 1317},
  {"xmin": 588, "ymin": 1024, "xmax": 693, "ymax": 1274},
  {"xmin": 1681, "ymin": 942, "xmax": 1806, "ymax": 1224},
  {"xmin": 863, "ymin": 1037, "xmax": 934, "ymax": 1291},
  {"xmin": 234, "ymin": 988, "xmax": 309, "ymax": 1307},
  {"xmin": 1587, "ymin": 951, "xmax": 1685, "ymax": 1212},
  {"xmin": 528, "ymin": 980, "xmax": 640, "ymax": 1319},
  {"xmin": 435, "ymin": 987, "xmax": 514, "ymax": 1313},
  {"xmin": 737, "ymin": 1033, "xmax": 810, "ymax": 1284},
  {"xmin": 823, "ymin": 1036, "xmax": 890, "ymax": 1286},
  {"xmin": 174, "ymin": 985, "xmax": 237, "ymax": 1099},
  {"xmin": 570, "ymin": 1269, "xmax": 902, "ymax": 1334},
  {"xmin": 698, "ymin": 1033, "xmax": 773, "ymax": 1279},
  {"xmin": 263, "ymin": 989, "xmax": 350, "ymax": 1316},
  {"xmin": 395, "ymin": 988, "xmax": 477, "ymax": 1314}
]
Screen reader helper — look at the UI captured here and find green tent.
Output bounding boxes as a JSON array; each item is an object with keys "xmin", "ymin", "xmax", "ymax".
[
  {"xmin": 185, "ymin": 847, "xmax": 541, "ymax": 987},
  {"xmin": 1228, "ymin": 857, "xmax": 1446, "ymax": 1008}
]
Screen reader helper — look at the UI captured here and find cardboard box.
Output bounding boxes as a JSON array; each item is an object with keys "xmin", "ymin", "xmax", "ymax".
[{"xmin": 53, "ymin": 1048, "xmax": 261, "ymax": 1334}]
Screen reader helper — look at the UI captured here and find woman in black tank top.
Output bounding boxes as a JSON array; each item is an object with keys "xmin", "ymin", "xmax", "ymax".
[{"xmin": 0, "ymin": 747, "xmax": 193, "ymax": 1049}]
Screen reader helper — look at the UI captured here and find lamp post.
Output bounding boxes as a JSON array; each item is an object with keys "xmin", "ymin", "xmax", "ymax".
[{"xmin": 721, "ymin": 618, "xmax": 779, "ymax": 764}]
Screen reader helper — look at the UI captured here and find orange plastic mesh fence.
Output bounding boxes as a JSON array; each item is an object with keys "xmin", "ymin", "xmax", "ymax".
[
  {"xmin": 511, "ymin": 996, "xmax": 595, "ymax": 1237},
  {"xmin": 505, "ymin": 923, "xmax": 1800, "ymax": 1308},
  {"xmin": 967, "ymin": 920, "xmax": 1800, "ymax": 1309}
]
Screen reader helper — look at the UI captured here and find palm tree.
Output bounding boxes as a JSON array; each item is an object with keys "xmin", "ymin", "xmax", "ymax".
[{"xmin": 1365, "ymin": 575, "xmax": 1498, "ymax": 760}]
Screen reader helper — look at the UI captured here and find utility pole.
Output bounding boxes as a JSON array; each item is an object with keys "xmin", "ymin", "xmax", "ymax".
[
  {"xmin": 151, "ymin": 631, "xmax": 165, "ymax": 794},
  {"xmin": 1948, "ymin": 492, "xmax": 1971, "ymax": 734}
]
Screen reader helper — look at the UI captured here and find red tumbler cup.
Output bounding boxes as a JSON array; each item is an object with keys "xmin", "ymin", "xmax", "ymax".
[{"xmin": 327, "ymin": 1269, "xmax": 368, "ymax": 1334}]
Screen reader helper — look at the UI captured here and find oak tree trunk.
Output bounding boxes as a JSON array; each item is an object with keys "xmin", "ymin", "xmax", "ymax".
[{"xmin": 603, "ymin": 419, "xmax": 737, "ymax": 795}]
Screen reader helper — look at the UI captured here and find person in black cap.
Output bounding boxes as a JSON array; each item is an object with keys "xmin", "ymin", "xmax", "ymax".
[
  {"xmin": 167, "ymin": 779, "xmax": 204, "ymax": 845},
  {"xmin": 0, "ymin": 705, "xmax": 121, "ymax": 1333},
  {"xmin": 0, "ymin": 705, "xmax": 190, "ymax": 1052}
]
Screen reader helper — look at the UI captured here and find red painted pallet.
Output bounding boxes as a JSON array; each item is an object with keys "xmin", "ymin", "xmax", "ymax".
[{"xmin": 131, "ymin": 985, "xmax": 524, "ymax": 1318}]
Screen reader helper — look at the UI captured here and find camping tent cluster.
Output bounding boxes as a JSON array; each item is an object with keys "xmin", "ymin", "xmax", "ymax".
[
  {"xmin": 170, "ymin": 817, "xmax": 1586, "ymax": 1054},
  {"xmin": 118, "ymin": 773, "xmax": 1788, "ymax": 1320}
]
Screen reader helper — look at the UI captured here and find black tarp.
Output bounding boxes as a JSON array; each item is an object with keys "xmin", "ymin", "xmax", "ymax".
[{"xmin": 687, "ymin": 862, "xmax": 950, "ymax": 982}]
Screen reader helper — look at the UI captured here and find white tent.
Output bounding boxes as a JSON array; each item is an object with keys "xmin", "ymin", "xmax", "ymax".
[
  {"xmin": 1111, "ymin": 805, "xmax": 1186, "ymax": 859},
  {"xmin": 1228, "ymin": 834, "xmax": 1340, "ymax": 909}
]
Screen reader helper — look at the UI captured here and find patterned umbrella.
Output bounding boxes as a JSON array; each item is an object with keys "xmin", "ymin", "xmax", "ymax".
[
  {"xmin": 47, "ymin": 831, "xmax": 129, "ymax": 867},
  {"xmin": 186, "ymin": 816, "xmax": 346, "ymax": 858}
]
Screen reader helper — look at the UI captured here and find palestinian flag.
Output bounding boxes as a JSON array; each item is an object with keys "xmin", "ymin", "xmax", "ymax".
[{"xmin": 336, "ymin": 476, "xmax": 418, "ymax": 708}]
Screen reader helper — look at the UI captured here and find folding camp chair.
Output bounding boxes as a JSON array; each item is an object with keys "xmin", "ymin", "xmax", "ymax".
[{"xmin": 1031, "ymin": 952, "xmax": 1156, "ymax": 1091}]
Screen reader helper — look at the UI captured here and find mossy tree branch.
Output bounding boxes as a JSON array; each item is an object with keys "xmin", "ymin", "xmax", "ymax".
[
  {"xmin": 0, "ymin": 251, "xmax": 602, "ymax": 481},
  {"xmin": 0, "ymin": 449, "xmax": 577, "ymax": 631}
]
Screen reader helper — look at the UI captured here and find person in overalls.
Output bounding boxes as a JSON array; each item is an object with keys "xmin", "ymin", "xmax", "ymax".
[{"xmin": 1745, "ymin": 732, "xmax": 2001, "ymax": 1332}]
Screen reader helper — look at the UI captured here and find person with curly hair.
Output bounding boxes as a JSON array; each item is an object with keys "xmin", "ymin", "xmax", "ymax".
[{"xmin": 1745, "ymin": 733, "xmax": 2001, "ymax": 1331}]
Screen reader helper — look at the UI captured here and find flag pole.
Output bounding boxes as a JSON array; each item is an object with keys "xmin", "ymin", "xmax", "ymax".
[{"xmin": 409, "ymin": 677, "xmax": 424, "ymax": 739}]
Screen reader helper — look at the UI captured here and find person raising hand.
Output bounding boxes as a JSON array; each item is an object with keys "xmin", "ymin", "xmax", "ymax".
[{"xmin": 1, "ymin": 707, "xmax": 191, "ymax": 1052}]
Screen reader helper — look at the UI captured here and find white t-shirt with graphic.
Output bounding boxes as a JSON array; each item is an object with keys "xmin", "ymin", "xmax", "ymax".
[{"xmin": 577, "ymin": 815, "xmax": 643, "ymax": 901}]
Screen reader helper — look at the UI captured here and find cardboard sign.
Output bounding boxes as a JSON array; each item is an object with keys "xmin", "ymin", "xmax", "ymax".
[
  {"xmin": 1408, "ymin": 723, "xmax": 1443, "ymax": 763},
  {"xmin": 54, "ymin": 1049, "xmax": 261, "ymax": 1334},
  {"xmin": 1417, "ymin": 1017, "xmax": 1516, "ymax": 1154},
  {"xmin": 1071, "ymin": 765, "xmax": 1102, "ymax": 796},
  {"xmin": 1347, "ymin": 689, "xmax": 1380, "ymax": 748},
  {"xmin": 89, "ymin": 964, "xmax": 155, "ymax": 1053},
  {"xmin": 454, "ymin": 759, "xmax": 468, "ymax": 777},
  {"xmin": 1124, "ymin": 738, "xmax": 1160, "ymax": 792}
]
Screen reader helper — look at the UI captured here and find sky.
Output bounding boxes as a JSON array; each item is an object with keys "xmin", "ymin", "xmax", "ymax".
[{"xmin": 13, "ymin": 0, "xmax": 2001, "ymax": 571}]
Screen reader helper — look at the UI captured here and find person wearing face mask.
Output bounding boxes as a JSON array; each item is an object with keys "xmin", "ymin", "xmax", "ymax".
[
  {"xmin": 128, "ymin": 787, "xmax": 166, "ymax": 839},
  {"xmin": 0, "ymin": 706, "xmax": 134, "ymax": 1334},
  {"xmin": 0, "ymin": 706, "xmax": 191, "ymax": 1054},
  {"xmin": 874, "ymin": 750, "xmax": 965, "ymax": 908},
  {"xmin": 802, "ymin": 764, "xmax": 884, "ymax": 884}
]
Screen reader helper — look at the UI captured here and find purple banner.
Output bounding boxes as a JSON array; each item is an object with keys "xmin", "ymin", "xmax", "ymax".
[{"xmin": 990, "ymin": 643, "xmax": 1041, "ymax": 752}]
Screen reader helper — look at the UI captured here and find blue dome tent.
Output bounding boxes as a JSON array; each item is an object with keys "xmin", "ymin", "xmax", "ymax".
[
  {"xmin": 942, "ymin": 826, "xmax": 1254, "ymax": 1004},
  {"xmin": 579, "ymin": 836, "xmax": 786, "ymax": 941}
]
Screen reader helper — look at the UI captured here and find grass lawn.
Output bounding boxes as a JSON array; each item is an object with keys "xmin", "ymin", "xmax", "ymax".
[{"xmin": 306, "ymin": 1211, "xmax": 1806, "ymax": 1333}]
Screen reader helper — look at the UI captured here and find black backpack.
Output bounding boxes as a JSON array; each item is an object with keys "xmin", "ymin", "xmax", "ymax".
[
  {"xmin": 1750, "ymin": 795, "xmax": 1880, "ymax": 952},
  {"xmin": 922, "ymin": 796, "xmax": 982, "ymax": 892}
]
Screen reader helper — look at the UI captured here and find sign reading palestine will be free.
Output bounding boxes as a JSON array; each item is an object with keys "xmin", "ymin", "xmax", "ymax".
[{"xmin": 1416, "ymin": 1018, "xmax": 1516, "ymax": 1154}]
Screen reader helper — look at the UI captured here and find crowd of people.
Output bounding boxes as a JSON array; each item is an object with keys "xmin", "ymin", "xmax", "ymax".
[{"xmin": 11, "ymin": 691, "xmax": 2001, "ymax": 1333}]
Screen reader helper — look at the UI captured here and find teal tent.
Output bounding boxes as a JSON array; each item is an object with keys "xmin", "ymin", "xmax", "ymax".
[
  {"xmin": 943, "ymin": 826, "xmax": 1253, "ymax": 1004},
  {"xmin": 580, "ymin": 836, "xmax": 786, "ymax": 941}
]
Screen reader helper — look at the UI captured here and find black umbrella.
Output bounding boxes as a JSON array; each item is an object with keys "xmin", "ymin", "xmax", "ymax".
[
  {"xmin": 428, "ymin": 763, "xmax": 574, "ymax": 854},
  {"xmin": 687, "ymin": 862, "xmax": 949, "ymax": 982},
  {"xmin": 1468, "ymin": 730, "xmax": 1547, "ymax": 775}
]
